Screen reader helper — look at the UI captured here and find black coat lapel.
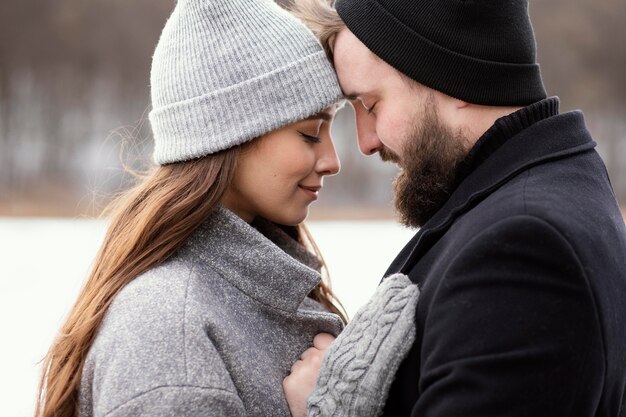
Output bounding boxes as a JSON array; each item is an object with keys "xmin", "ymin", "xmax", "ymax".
[{"xmin": 384, "ymin": 111, "xmax": 596, "ymax": 281}]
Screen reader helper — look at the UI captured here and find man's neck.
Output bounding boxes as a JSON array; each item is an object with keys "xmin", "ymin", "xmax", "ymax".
[
  {"xmin": 453, "ymin": 97, "xmax": 561, "ymax": 188},
  {"xmin": 463, "ymin": 105, "xmax": 525, "ymax": 149}
]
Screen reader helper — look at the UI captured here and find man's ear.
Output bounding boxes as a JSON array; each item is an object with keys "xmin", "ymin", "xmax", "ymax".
[
  {"xmin": 432, "ymin": 92, "xmax": 468, "ymax": 124},
  {"xmin": 433, "ymin": 91, "xmax": 467, "ymax": 112},
  {"xmin": 452, "ymin": 97, "xmax": 470, "ymax": 110}
]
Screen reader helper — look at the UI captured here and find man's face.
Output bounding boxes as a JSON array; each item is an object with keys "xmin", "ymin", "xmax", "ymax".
[
  {"xmin": 333, "ymin": 28, "xmax": 426, "ymax": 159},
  {"xmin": 392, "ymin": 97, "xmax": 469, "ymax": 227},
  {"xmin": 333, "ymin": 28, "xmax": 470, "ymax": 227}
]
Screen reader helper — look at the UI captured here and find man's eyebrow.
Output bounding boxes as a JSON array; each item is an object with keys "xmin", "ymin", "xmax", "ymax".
[
  {"xmin": 344, "ymin": 93, "xmax": 358, "ymax": 101},
  {"xmin": 304, "ymin": 112, "xmax": 333, "ymax": 122}
]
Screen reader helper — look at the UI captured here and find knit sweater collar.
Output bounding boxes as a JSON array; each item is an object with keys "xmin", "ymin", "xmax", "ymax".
[
  {"xmin": 183, "ymin": 206, "xmax": 321, "ymax": 313},
  {"xmin": 454, "ymin": 96, "xmax": 560, "ymax": 188}
]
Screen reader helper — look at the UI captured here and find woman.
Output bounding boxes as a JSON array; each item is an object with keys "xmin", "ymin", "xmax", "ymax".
[{"xmin": 35, "ymin": 0, "xmax": 346, "ymax": 416}]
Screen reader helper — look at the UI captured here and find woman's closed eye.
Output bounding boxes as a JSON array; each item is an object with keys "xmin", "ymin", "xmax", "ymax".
[{"xmin": 297, "ymin": 131, "xmax": 321, "ymax": 143}]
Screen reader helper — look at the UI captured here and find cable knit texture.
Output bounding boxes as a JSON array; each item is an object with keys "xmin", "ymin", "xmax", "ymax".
[
  {"xmin": 149, "ymin": 0, "xmax": 342, "ymax": 164},
  {"xmin": 307, "ymin": 273, "xmax": 419, "ymax": 417}
]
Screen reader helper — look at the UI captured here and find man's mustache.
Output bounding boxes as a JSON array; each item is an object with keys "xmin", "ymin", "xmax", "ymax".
[{"xmin": 378, "ymin": 146, "xmax": 401, "ymax": 164}]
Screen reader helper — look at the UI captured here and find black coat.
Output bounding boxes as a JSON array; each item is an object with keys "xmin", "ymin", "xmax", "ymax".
[{"xmin": 381, "ymin": 110, "xmax": 626, "ymax": 417}]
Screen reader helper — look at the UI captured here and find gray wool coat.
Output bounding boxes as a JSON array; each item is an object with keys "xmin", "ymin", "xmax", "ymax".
[{"xmin": 78, "ymin": 206, "xmax": 344, "ymax": 417}]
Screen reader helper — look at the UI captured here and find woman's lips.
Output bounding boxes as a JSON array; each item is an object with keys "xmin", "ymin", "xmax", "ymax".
[{"xmin": 299, "ymin": 185, "xmax": 321, "ymax": 200}]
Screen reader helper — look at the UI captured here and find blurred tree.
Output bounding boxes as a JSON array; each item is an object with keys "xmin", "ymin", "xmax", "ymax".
[{"xmin": 531, "ymin": 0, "xmax": 626, "ymax": 109}]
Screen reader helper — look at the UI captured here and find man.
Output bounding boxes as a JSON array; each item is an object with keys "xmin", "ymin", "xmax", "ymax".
[{"xmin": 283, "ymin": 0, "xmax": 626, "ymax": 416}]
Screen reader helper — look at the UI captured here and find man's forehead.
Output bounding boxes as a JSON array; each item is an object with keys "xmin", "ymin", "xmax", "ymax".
[
  {"xmin": 340, "ymin": 75, "xmax": 377, "ymax": 100},
  {"xmin": 334, "ymin": 31, "xmax": 382, "ymax": 99}
]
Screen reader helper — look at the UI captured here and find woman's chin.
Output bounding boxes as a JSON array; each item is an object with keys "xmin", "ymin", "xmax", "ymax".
[{"xmin": 270, "ymin": 206, "xmax": 310, "ymax": 226}]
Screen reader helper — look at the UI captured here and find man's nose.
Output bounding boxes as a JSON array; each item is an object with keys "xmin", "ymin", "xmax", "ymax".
[{"xmin": 354, "ymin": 106, "xmax": 383, "ymax": 156}]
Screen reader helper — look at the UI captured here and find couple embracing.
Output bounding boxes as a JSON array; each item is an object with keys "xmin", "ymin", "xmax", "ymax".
[{"xmin": 36, "ymin": 1, "xmax": 626, "ymax": 417}]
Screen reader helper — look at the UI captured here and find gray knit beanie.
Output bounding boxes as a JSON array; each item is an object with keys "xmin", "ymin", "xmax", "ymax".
[{"xmin": 149, "ymin": 0, "xmax": 343, "ymax": 165}]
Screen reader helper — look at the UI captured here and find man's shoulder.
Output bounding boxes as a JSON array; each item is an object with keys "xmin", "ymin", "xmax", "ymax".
[{"xmin": 458, "ymin": 150, "xmax": 624, "ymax": 245}]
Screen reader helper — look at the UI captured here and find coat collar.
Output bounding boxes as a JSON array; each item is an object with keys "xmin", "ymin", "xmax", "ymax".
[
  {"xmin": 183, "ymin": 206, "xmax": 322, "ymax": 312},
  {"xmin": 391, "ymin": 108, "xmax": 596, "ymax": 277}
]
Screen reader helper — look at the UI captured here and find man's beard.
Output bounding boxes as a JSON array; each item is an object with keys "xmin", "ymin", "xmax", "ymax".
[{"xmin": 381, "ymin": 101, "xmax": 469, "ymax": 228}]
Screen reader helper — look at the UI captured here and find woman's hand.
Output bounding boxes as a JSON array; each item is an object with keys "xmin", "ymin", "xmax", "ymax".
[{"xmin": 283, "ymin": 333, "xmax": 335, "ymax": 417}]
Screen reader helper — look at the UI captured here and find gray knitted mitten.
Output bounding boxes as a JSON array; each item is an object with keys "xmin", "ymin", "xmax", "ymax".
[{"xmin": 307, "ymin": 273, "xmax": 420, "ymax": 417}]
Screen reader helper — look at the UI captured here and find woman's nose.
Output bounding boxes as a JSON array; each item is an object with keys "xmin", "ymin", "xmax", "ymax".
[{"xmin": 316, "ymin": 137, "xmax": 341, "ymax": 177}]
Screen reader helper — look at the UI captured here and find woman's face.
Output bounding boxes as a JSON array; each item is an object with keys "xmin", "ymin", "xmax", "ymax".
[{"xmin": 222, "ymin": 107, "xmax": 340, "ymax": 225}]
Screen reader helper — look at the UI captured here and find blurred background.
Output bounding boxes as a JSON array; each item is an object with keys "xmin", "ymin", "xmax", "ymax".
[
  {"xmin": 1, "ymin": 0, "xmax": 625, "ymax": 219},
  {"xmin": 1, "ymin": 2, "xmax": 625, "ymax": 415}
]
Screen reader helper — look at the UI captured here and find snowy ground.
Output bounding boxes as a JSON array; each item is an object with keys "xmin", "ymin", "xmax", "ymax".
[{"xmin": 0, "ymin": 217, "xmax": 415, "ymax": 417}]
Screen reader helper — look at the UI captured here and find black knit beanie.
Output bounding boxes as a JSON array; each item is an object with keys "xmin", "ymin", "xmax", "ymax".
[{"xmin": 335, "ymin": 0, "xmax": 547, "ymax": 106}]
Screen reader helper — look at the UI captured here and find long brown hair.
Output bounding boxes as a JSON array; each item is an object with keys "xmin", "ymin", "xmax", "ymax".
[{"xmin": 35, "ymin": 146, "xmax": 346, "ymax": 417}]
